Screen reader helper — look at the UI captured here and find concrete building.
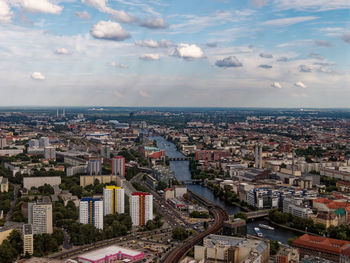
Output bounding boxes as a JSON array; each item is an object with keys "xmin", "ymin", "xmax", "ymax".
[
  {"xmin": 23, "ymin": 176, "xmax": 61, "ymax": 190},
  {"xmin": 87, "ymin": 159, "xmax": 102, "ymax": 183},
  {"xmin": 283, "ymin": 197, "xmax": 313, "ymax": 218},
  {"xmin": 39, "ymin": 137, "xmax": 50, "ymax": 148},
  {"xmin": 79, "ymin": 198, "xmax": 104, "ymax": 230},
  {"xmin": 23, "ymin": 224, "xmax": 34, "ymax": 256},
  {"xmin": 175, "ymin": 185, "xmax": 187, "ymax": 198},
  {"xmin": 222, "ymin": 219, "xmax": 247, "ymax": 237},
  {"xmin": 28, "ymin": 199, "xmax": 53, "ymax": 234},
  {"xmin": 276, "ymin": 247, "xmax": 299, "ymax": 263},
  {"xmin": 164, "ymin": 188, "xmax": 175, "ymax": 200},
  {"xmin": 292, "ymin": 234, "xmax": 350, "ymax": 262},
  {"xmin": 152, "ymin": 165, "xmax": 175, "ymax": 185},
  {"xmin": 194, "ymin": 234, "xmax": 269, "ymax": 263},
  {"xmin": 111, "ymin": 156, "xmax": 125, "ymax": 178},
  {"xmin": 103, "ymin": 186, "xmax": 125, "ymax": 216},
  {"xmin": 28, "ymin": 139, "xmax": 39, "ymax": 148},
  {"xmin": 130, "ymin": 192, "xmax": 153, "ymax": 226},
  {"xmin": 44, "ymin": 146, "xmax": 56, "ymax": 160},
  {"xmin": 247, "ymin": 188, "xmax": 279, "ymax": 209},
  {"xmin": 0, "ymin": 177, "xmax": 8, "ymax": 192},
  {"xmin": 0, "ymin": 137, "xmax": 6, "ymax": 149},
  {"xmin": 77, "ymin": 245, "xmax": 144, "ymax": 263}
]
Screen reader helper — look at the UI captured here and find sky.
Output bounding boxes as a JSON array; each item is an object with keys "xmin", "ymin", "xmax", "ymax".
[{"xmin": 0, "ymin": 0, "xmax": 349, "ymax": 108}]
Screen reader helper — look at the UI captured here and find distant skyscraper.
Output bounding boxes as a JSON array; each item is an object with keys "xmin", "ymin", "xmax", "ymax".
[
  {"xmin": 44, "ymin": 146, "xmax": 56, "ymax": 160},
  {"xmin": 130, "ymin": 192, "xmax": 153, "ymax": 226},
  {"xmin": 111, "ymin": 156, "xmax": 125, "ymax": 178},
  {"xmin": 79, "ymin": 198, "xmax": 103, "ymax": 230},
  {"xmin": 103, "ymin": 186, "xmax": 125, "ymax": 216},
  {"xmin": 22, "ymin": 224, "xmax": 33, "ymax": 256},
  {"xmin": 39, "ymin": 137, "xmax": 50, "ymax": 148},
  {"xmin": 28, "ymin": 199, "xmax": 53, "ymax": 234}
]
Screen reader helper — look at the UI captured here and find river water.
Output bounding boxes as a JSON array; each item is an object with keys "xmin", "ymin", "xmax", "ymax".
[{"xmin": 151, "ymin": 136, "xmax": 298, "ymax": 243}]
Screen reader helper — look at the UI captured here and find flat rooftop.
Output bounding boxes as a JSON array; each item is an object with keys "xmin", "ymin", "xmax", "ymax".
[{"xmin": 78, "ymin": 245, "xmax": 143, "ymax": 261}]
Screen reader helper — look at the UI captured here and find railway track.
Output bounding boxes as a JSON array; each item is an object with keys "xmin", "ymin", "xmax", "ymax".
[
  {"xmin": 48, "ymin": 228, "xmax": 173, "ymax": 260},
  {"xmin": 161, "ymin": 206, "xmax": 228, "ymax": 263}
]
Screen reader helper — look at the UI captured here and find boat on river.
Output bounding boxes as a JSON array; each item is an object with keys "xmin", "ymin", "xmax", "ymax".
[
  {"xmin": 259, "ymin": 224, "xmax": 274, "ymax": 230},
  {"xmin": 254, "ymin": 227, "xmax": 263, "ymax": 237}
]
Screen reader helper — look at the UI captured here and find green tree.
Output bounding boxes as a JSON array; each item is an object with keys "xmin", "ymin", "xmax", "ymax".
[{"xmin": 234, "ymin": 212, "xmax": 248, "ymax": 221}]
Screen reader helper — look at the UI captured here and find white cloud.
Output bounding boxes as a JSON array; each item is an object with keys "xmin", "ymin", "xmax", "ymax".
[
  {"xmin": 262, "ymin": 16, "xmax": 318, "ymax": 26},
  {"xmin": 139, "ymin": 90, "xmax": 151, "ymax": 98},
  {"xmin": 90, "ymin": 20, "xmax": 130, "ymax": 41},
  {"xmin": 74, "ymin": 11, "xmax": 91, "ymax": 19},
  {"xmin": 171, "ymin": 43, "xmax": 204, "ymax": 60},
  {"xmin": 140, "ymin": 17, "xmax": 167, "ymax": 29},
  {"xmin": 55, "ymin": 48, "xmax": 69, "ymax": 55},
  {"xmin": 0, "ymin": 0, "xmax": 13, "ymax": 22},
  {"xmin": 109, "ymin": 61, "xmax": 128, "ymax": 68},
  {"xmin": 31, "ymin": 72, "xmax": 45, "ymax": 80},
  {"xmin": 12, "ymin": 0, "xmax": 63, "ymax": 14},
  {"xmin": 139, "ymin": 53, "xmax": 160, "ymax": 61},
  {"xmin": 341, "ymin": 33, "xmax": 350, "ymax": 44},
  {"xmin": 260, "ymin": 52, "xmax": 273, "ymax": 58},
  {"xmin": 274, "ymin": 0, "xmax": 350, "ymax": 11},
  {"xmin": 215, "ymin": 56, "xmax": 243, "ymax": 67},
  {"xmin": 294, "ymin": 81, "xmax": 307, "ymax": 88},
  {"xmin": 135, "ymin": 39, "xmax": 172, "ymax": 48},
  {"xmin": 82, "ymin": 0, "xmax": 135, "ymax": 23},
  {"xmin": 271, "ymin": 82, "xmax": 282, "ymax": 89}
]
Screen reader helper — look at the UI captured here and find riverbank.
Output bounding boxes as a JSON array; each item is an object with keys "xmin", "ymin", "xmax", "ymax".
[{"xmin": 267, "ymin": 219, "xmax": 322, "ymax": 237}]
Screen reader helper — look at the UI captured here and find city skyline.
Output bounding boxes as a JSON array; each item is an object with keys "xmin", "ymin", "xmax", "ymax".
[{"xmin": 0, "ymin": 0, "xmax": 349, "ymax": 107}]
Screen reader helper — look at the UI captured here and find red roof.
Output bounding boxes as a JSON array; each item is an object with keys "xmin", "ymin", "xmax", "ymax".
[{"xmin": 293, "ymin": 234, "xmax": 350, "ymax": 255}]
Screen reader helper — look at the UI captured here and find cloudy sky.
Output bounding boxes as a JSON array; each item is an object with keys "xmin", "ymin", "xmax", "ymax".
[{"xmin": 0, "ymin": 0, "xmax": 349, "ymax": 107}]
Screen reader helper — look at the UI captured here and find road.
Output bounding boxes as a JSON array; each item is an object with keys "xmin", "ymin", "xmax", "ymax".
[
  {"xmin": 5, "ymin": 184, "xmax": 19, "ymax": 223},
  {"xmin": 161, "ymin": 206, "xmax": 228, "ymax": 263}
]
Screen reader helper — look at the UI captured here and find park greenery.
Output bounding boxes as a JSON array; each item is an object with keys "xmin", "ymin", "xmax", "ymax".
[
  {"xmin": 269, "ymin": 240, "xmax": 280, "ymax": 255},
  {"xmin": 234, "ymin": 212, "xmax": 248, "ymax": 221},
  {"xmin": 269, "ymin": 209, "xmax": 326, "ymax": 235},
  {"xmin": 33, "ymin": 229, "xmax": 64, "ymax": 257},
  {"xmin": 172, "ymin": 227, "xmax": 191, "ymax": 241},
  {"xmin": 0, "ymin": 230, "xmax": 23, "ymax": 263},
  {"xmin": 320, "ymin": 176, "xmax": 338, "ymax": 192},
  {"xmin": 189, "ymin": 211, "xmax": 209, "ymax": 219}
]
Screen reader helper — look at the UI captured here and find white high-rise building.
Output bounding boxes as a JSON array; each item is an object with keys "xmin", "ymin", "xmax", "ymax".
[
  {"xmin": 39, "ymin": 137, "xmax": 50, "ymax": 148},
  {"xmin": 44, "ymin": 146, "xmax": 56, "ymax": 160},
  {"xmin": 28, "ymin": 139, "xmax": 39, "ymax": 148},
  {"xmin": 79, "ymin": 198, "xmax": 104, "ymax": 230},
  {"xmin": 111, "ymin": 156, "xmax": 125, "ymax": 177},
  {"xmin": 130, "ymin": 192, "xmax": 153, "ymax": 226},
  {"xmin": 28, "ymin": 199, "xmax": 53, "ymax": 234},
  {"xmin": 103, "ymin": 186, "xmax": 125, "ymax": 216}
]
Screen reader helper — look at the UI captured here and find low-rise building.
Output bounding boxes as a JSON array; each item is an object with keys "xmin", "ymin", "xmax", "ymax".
[
  {"xmin": 77, "ymin": 245, "xmax": 144, "ymax": 263},
  {"xmin": 194, "ymin": 234, "xmax": 269, "ymax": 263},
  {"xmin": 292, "ymin": 234, "xmax": 350, "ymax": 262}
]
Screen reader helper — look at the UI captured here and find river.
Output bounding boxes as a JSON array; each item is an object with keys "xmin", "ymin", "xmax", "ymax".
[{"xmin": 150, "ymin": 135, "xmax": 299, "ymax": 243}]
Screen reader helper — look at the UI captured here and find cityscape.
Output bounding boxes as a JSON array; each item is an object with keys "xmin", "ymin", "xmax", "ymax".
[
  {"xmin": 0, "ymin": 0, "xmax": 350, "ymax": 263},
  {"xmin": 0, "ymin": 108, "xmax": 349, "ymax": 263}
]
